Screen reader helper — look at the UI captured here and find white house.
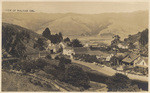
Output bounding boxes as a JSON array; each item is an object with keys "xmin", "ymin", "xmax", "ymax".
[
  {"xmin": 63, "ymin": 47, "xmax": 75, "ymax": 56},
  {"xmin": 106, "ymin": 54, "xmax": 114, "ymax": 61},
  {"xmin": 46, "ymin": 44, "xmax": 60, "ymax": 53},
  {"xmin": 59, "ymin": 42, "xmax": 66, "ymax": 49},
  {"xmin": 118, "ymin": 43, "xmax": 128, "ymax": 49},
  {"xmin": 134, "ymin": 57, "xmax": 148, "ymax": 68},
  {"xmin": 84, "ymin": 43, "xmax": 89, "ymax": 47}
]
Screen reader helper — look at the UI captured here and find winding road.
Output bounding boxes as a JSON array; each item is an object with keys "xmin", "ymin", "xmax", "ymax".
[{"xmin": 71, "ymin": 59, "xmax": 148, "ymax": 82}]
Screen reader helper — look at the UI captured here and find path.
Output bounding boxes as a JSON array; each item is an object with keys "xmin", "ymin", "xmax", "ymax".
[{"xmin": 71, "ymin": 59, "xmax": 148, "ymax": 82}]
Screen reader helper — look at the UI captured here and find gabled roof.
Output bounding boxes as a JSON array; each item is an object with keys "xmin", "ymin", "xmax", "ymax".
[
  {"xmin": 122, "ymin": 53, "xmax": 140, "ymax": 63},
  {"xmin": 142, "ymin": 57, "xmax": 148, "ymax": 65}
]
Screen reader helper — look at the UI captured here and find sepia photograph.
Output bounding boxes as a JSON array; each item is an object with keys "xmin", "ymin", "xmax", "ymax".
[{"xmin": 1, "ymin": 0, "xmax": 149, "ymax": 92}]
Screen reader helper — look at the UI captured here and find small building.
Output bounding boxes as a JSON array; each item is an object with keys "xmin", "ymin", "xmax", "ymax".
[
  {"xmin": 122, "ymin": 53, "xmax": 140, "ymax": 65},
  {"xmin": 134, "ymin": 57, "xmax": 148, "ymax": 68},
  {"xmin": 46, "ymin": 44, "xmax": 60, "ymax": 53},
  {"xmin": 63, "ymin": 47, "xmax": 75, "ymax": 56},
  {"xmin": 118, "ymin": 43, "xmax": 128, "ymax": 49},
  {"xmin": 59, "ymin": 42, "xmax": 66, "ymax": 49},
  {"xmin": 84, "ymin": 43, "xmax": 89, "ymax": 47},
  {"xmin": 106, "ymin": 54, "xmax": 114, "ymax": 61},
  {"xmin": 121, "ymin": 53, "xmax": 148, "ymax": 68}
]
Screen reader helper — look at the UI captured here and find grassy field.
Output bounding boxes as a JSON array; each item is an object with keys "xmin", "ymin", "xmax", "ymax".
[
  {"xmin": 2, "ymin": 70, "xmax": 59, "ymax": 91},
  {"xmin": 64, "ymin": 35, "xmax": 112, "ymax": 45}
]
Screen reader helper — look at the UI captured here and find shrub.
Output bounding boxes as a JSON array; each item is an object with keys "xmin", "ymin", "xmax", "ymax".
[
  {"xmin": 45, "ymin": 55, "xmax": 52, "ymax": 59},
  {"xmin": 43, "ymin": 65, "xmax": 57, "ymax": 77},
  {"xmin": 59, "ymin": 56, "xmax": 71, "ymax": 64},
  {"xmin": 64, "ymin": 65, "xmax": 90, "ymax": 88},
  {"xmin": 55, "ymin": 56, "xmax": 60, "ymax": 60},
  {"xmin": 12, "ymin": 58, "xmax": 48, "ymax": 73},
  {"xmin": 34, "ymin": 58, "xmax": 48, "ymax": 70},
  {"xmin": 106, "ymin": 73, "xmax": 140, "ymax": 91}
]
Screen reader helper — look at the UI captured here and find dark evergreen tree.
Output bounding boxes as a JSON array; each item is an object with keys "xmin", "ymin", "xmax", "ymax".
[
  {"xmin": 139, "ymin": 28, "xmax": 148, "ymax": 46},
  {"xmin": 34, "ymin": 37, "xmax": 47, "ymax": 57},
  {"xmin": 2, "ymin": 26, "xmax": 30, "ymax": 58},
  {"xmin": 42, "ymin": 28, "xmax": 51, "ymax": 39},
  {"xmin": 64, "ymin": 37, "xmax": 70, "ymax": 42},
  {"xmin": 70, "ymin": 39, "xmax": 83, "ymax": 47}
]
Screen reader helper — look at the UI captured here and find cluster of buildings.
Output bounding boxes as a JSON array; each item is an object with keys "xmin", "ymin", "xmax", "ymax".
[{"xmin": 45, "ymin": 39, "xmax": 148, "ymax": 70}]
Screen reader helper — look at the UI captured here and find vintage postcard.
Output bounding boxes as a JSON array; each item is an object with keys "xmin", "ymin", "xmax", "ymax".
[{"xmin": 1, "ymin": 0, "xmax": 149, "ymax": 92}]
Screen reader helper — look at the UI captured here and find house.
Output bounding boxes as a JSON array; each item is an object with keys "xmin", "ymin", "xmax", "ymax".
[
  {"xmin": 46, "ymin": 44, "xmax": 61, "ymax": 53},
  {"xmin": 122, "ymin": 53, "xmax": 140, "ymax": 65},
  {"xmin": 122, "ymin": 53, "xmax": 148, "ymax": 68},
  {"xmin": 59, "ymin": 42, "xmax": 66, "ymax": 49},
  {"xmin": 134, "ymin": 57, "xmax": 148, "ymax": 68},
  {"xmin": 106, "ymin": 54, "xmax": 114, "ymax": 61},
  {"xmin": 117, "ymin": 43, "xmax": 128, "ymax": 49},
  {"xmin": 84, "ymin": 43, "xmax": 89, "ymax": 47},
  {"xmin": 63, "ymin": 47, "xmax": 75, "ymax": 56}
]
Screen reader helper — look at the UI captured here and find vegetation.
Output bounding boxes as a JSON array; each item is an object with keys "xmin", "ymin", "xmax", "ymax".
[
  {"xmin": 139, "ymin": 28, "xmax": 148, "ymax": 46},
  {"xmin": 2, "ymin": 25, "xmax": 30, "ymax": 58},
  {"xmin": 111, "ymin": 35, "xmax": 121, "ymax": 47},
  {"xmin": 64, "ymin": 37, "xmax": 71, "ymax": 42},
  {"xmin": 42, "ymin": 28, "xmax": 63, "ymax": 44},
  {"xmin": 73, "ymin": 54, "xmax": 99, "ymax": 63},
  {"xmin": 106, "ymin": 73, "xmax": 140, "ymax": 91},
  {"xmin": 69, "ymin": 39, "xmax": 83, "ymax": 47},
  {"xmin": 64, "ymin": 65, "xmax": 90, "ymax": 88},
  {"xmin": 34, "ymin": 37, "xmax": 47, "ymax": 57},
  {"xmin": 11, "ymin": 58, "xmax": 48, "ymax": 73}
]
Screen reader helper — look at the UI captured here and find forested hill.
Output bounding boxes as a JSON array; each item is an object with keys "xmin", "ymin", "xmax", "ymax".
[
  {"xmin": 124, "ymin": 28, "xmax": 148, "ymax": 46},
  {"xmin": 2, "ymin": 23, "xmax": 43, "ymax": 57}
]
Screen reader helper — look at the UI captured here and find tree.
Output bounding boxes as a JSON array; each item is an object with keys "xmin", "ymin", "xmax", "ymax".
[
  {"xmin": 42, "ymin": 28, "xmax": 51, "ymax": 39},
  {"xmin": 139, "ymin": 28, "xmax": 148, "ymax": 46},
  {"xmin": 106, "ymin": 73, "xmax": 139, "ymax": 91},
  {"xmin": 64, "ymin": 37, "xmax": 70, "ymax": 42},
  {"xmin": 70, "ymin": 39, "xmax": 83, "ymax": 47},
  {"xmin": 59, "ymin": 32, "xmax": 63, "ymax": 41},
  {"xmin": 64, "ymin": 65, "xmax": 90, "ymax": 88},
  {"xmin": 34, "ymin": 37, "xmax": 47, "ymax": 57},
  {"xmin": 2, "ymin": 26, "xmax": 30, "ymax": 58},
  {"xmin": 110, "ymin": 56, "xmax": 119, "ymax": 66},
  {"xmin": 128, "ymin": 42, "xmax": 135, "ymax": 49},
  {"xmin": 111, "ymin": 35, "xmax": 121, "ymax": 47}
]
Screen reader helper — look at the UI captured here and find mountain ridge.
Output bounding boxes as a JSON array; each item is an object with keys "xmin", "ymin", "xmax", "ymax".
[{"xmin": 2, "ymin": 10, "xmax": 148, "ymax": 39}]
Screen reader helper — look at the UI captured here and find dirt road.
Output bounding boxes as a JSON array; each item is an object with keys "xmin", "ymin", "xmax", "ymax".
[{"xmin": 71, "ymin": 59, "xmax": 148, "ymax": 82}]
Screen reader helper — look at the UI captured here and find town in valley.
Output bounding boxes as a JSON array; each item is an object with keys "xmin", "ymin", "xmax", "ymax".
[{"xmin": 2, "ymin": 1, "xmax": 149, "ymax": 92}]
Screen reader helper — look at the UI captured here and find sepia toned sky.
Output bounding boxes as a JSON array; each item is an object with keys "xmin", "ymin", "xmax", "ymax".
[{"xmin": 2, "ymin": 2, "xmax": 149, "ymax": 14}]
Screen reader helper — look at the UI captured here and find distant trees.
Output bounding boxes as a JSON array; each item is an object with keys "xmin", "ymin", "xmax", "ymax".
[
  {"xmin": 139, "ymin": 28, "xmax": 148, "ymax": 46},
  {"xmin": 69, "ymin": 39, "xmax": 83, "ymax": 47},
  {"xmin": 42, "ymin": 28, "xmax": 63, "ymax": 44},
  {"xmin": 64, "ymin": 37, "xmax": 71, "ymax": 42},
  {"xmin": 111, "ymin": 35, "xmax": 121, "ymax": 47}
]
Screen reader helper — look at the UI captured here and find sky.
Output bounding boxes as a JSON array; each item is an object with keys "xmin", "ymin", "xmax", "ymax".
[{"xmin": 2, "ymin": 2, "xmax": 149, "ymax": 14}]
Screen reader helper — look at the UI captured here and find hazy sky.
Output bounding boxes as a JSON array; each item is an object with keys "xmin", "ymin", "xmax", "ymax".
[{"xmin": 2, "ymin": 2, "xmax": 149, "ymax": 14}]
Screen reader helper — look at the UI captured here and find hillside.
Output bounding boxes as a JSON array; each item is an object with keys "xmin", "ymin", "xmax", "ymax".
[
  {"xmin": 2, "ymin": 23, "xmax": 43, "ymax": 56},
  {"xmin": 2, "ymin": 10, "xmax": 148, "ymax": 39}
]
